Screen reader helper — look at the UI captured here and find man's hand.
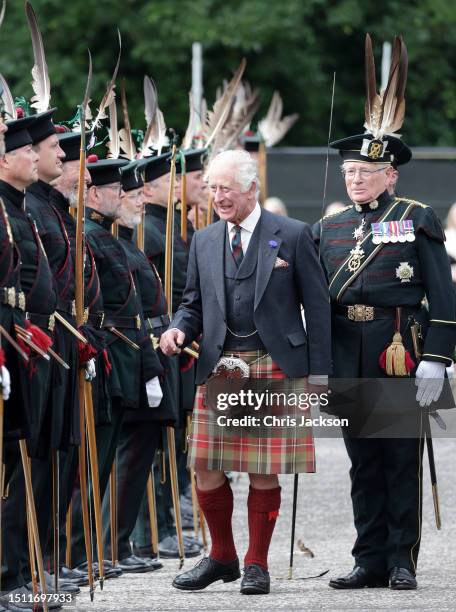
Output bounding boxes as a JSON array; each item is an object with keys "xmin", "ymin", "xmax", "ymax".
[
  {"xmin": 0, "ymin": 365, "xmax": 11, "ymax": 401},
  {"xmin": 159, "ymin": 328, "xmax": 186, "ymax": 356},
  {"xmin": 146, "ymin": 376, "xmax": 163, "ymax": 407},
  {"xmin": 415, "ymin": 360, "xmax": 446, "ymax": 407}
]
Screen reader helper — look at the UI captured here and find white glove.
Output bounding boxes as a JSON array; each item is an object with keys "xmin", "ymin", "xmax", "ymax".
[
  {"xmin": 85, "ymin": 358, "xmax": 96, "ymax": 382},
  {"xmin": 146, "ymin": 376, "xmax": 163, "ymax": 407},
  {"xmin": 415, "ymin": 360, "xmax": 446, "ymax": 407},
  {"xmin": 0, "ymin": 365, "xmax": 11, "ymax": 401}
]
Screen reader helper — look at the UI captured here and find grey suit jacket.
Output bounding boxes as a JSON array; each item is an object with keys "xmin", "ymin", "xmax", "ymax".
[{"xmin": 171, "ymin": 209, "xmax": 331, "ymax": 384}]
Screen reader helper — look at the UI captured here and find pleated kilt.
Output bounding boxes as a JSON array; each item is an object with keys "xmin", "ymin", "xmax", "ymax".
[{"xmin": 188, "ymin": 350, "xmax": 315, "ymax": 474}]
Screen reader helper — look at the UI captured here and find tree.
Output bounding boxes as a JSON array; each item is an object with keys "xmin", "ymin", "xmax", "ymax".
[{"xmin": 1, "ymin": 0, "xmax": 454, "ymax": 147}]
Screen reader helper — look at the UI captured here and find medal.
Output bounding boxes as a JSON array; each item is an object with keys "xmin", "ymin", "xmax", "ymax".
[
  {"xmin": 347, "ymin": 244, "xmax": 365, "ymax": 272},
  {"xmin": 353, "ymin": 219, "xmax": 366, "ymax": 241},
  {"xmin": 396, "ymin": 261, "xmax": 414, "ymax": 283}
]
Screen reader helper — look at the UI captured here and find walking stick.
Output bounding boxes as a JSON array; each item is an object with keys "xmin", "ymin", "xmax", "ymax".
[
  {"xmin": 109, "ymin": 456, "xmax": 118, "ymax": 566},
  {"xmin": 75, "ymin": 53, "xmax": 96, "ymax": 598},
  {"xmin": 146, "ymin": 471, "xmax": 159, "ymax": 557},
  {"xmin": 180, "ymin": 153, "xmax": 187, "ymax": 244},
  {"xmin": 65, "ymin": 499, "xmax": 72, "ymax": 568},
  {"xmin": 19, "ymin": 440, "xmax": 48, "ymax": 612},
  {"xmin": 164, "ymin": 144, "xmax": 185, "ymax": 568},
  {"xmin": 288, "ymin": 474, "xmax": 299, "ymax": 579},
  {"xmin": 51, "ymin": 449, "xmax": 59, "ymax": 592},
  {"xmin": 411, "ymin": 320, "xmax": 442, "ymax": 529},
  {"xmin": 85, "ymin": 381, "xmax": 105, "ymax": 575},
  {"xmin": 26, "ymin": 505, "xmax": 38, "ymax": 597}
]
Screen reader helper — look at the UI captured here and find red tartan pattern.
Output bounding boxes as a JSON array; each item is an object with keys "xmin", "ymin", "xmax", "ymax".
[{"xmin": 188, "ymin": 351, "xmax": 316, "ymax": 474}]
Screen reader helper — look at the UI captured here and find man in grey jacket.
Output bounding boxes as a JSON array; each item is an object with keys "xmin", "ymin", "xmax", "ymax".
[{"xmin": 161, "ymin": 150, "xmax": 330, "ymax": 595}]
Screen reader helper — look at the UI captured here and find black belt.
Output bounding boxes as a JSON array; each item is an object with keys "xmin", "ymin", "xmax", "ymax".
[
  {"xmin": 26, "ymin": 312, "xmax": 56, "ymax": 331},
  {"xmin": 102, "ymin": 314, "xmax": 141, "ymax": 330},
  {"xmin": 0, "ymin": 287, "xmax": 26, "ymax": 311},
  {"xmin": 144, "ymin": 314, "xmax": 170, "ymax": 331},
  {"xmin": 334, "ymin": 303, "xmax": 420, "ymax": 322},
  {"xmin": 87, "ymin": 312, "xmax": 105, "ymax": 329}
]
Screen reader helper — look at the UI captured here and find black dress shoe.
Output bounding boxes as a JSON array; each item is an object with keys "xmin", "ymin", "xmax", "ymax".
[
  {"xmin": 329, "ymin": 566, "xmax": 388, "ymax": 589},
  {"xmin": 75, "ymin": 561, "xmax": 122, "ymax": 579},
  {"xmin": 240, "ymin": 564, "xmax": 270, "ymax": 595},
  {"xmin": 143, "ymin": 558, "xmax": 163, "ymax": 571},
  {"xmin": 58, "ymin": 565, "xmax": 89, "ymax": 586},
  {"xmin": 117, "ymin": 555, "xmax": 161, "ymax": 574},
  {"xmin": 159, "ymin": 535, "xmax": 201, "ymax": 558},
  {"xmin": 0, "ymin": 586, "xmax": 37, "ymax": 611},
  {"xmin": 389, "ymin": 567, "xmax": 417, "ymax": 590},
  {"xmin": 42, "ymin": 571, "xmax": 80, "ymax": 595},
  {"xmin": 172, "ymin": 556, "xmax": 240, "ymax": 591}
]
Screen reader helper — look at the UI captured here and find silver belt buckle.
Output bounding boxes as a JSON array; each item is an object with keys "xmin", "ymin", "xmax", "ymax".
[
  {"xmin": 348, "ymin": 304, "xmax": 374, "ymax": 322},
  {"xmin": 213, "ymin": 355, "xmax": 250, "ymax": 379}
]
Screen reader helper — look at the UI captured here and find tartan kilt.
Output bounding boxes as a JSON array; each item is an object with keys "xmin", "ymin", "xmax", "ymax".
[{"xmin": 188, "ymin": 350, "xmax": 315, "ymax": 474}]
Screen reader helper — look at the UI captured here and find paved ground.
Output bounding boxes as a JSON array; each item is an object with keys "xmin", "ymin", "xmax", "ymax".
[{"xmin": 67, "ymin": 437, "xmax": 455, "ymax": 611}]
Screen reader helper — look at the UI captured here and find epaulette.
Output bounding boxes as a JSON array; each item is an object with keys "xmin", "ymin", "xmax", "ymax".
[
  {"xmin": 322, "ymin": 204, "xmax": 353, "ymax": 220},
  {"xmin": 394, "ymin": 197, "xmax": 428, "ymax": 209}
]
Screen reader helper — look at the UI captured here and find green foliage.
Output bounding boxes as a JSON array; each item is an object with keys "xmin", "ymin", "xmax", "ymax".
[{"xmin": 1, "ymin": 0, "xmax": 454, "ymax": 147}]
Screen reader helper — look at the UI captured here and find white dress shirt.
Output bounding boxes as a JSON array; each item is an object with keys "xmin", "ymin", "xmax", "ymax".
[{"xmin": 227, "ymin": 202, "xmax": 261, "ymax": 254}]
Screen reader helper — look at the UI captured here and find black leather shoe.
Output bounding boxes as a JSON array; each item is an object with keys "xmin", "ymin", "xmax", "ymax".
[
  {"xmin": 43, "ymin": 571, "xmax": 80, "ymax": 595},
  {"xmin": 159, "ymin": 535, "xmax": 201, "ymax": 558},
  {"xmin": 75, "ymin": 561, "xmax": 122, "ymax": 579},
  {"xmin": 58, "ymin": 564, "xmax": 89, "ymax": 586},
  {"xmin": 329, "ymin": 566, "xmax": 388, "ymax": 589},
  {"xmin": 389, "ymin": 567, "xmax": 417, "ymax": 590},
  {"xmin": 172, "ymin": 556, "xmax": 240, "ymax": 591},
  {"xmin": 143, "ymin": 557, "xmax": 163, "ymax": 571},
  {"xmin": 0, "ymin": 586, "xmax": 37, "ymax": 611},
  {"xmin": 117, "ymin": 555, "xmax": 161, "ymax": 574},
  {"xmin": 20, "ymin": 584, "xmax": 63, "ymax": 610},
  {"xmin": 240, "ymin": 564, "xmax": 270, "ymax": 595}
]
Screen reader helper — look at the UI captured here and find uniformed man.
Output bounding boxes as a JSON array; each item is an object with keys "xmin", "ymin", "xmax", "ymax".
[
  {"xmin": 136, "ymin": 153, "xmax": 201, "ymax": 559},
  {"xmin": 70, "ymin": 156, "xmax": 163, "ymax": 573},
  {"xmin": 315, "ymin": 35, "xmax": 456, "ymax": 591},
  {"xmin": 0, "ymin": 115, "xmax": 63, "ymax": 610},
  {"xmin": 108, "ymin": 159, "xmax": 168, "ymax": 573},
  {"xmin": 45, "ymin": 127, "xmax": 106, "ymax": 587}
]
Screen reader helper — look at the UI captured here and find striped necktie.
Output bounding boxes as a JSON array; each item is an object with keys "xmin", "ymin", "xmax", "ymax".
[{"xmin": 231, "ymin": 225, "xmax": 244, "ymax": 267}]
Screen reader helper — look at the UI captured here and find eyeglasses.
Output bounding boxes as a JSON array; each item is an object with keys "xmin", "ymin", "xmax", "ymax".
[{"xmin": 341, "ymin": 167, "xmax": 387, "ymax": 180}]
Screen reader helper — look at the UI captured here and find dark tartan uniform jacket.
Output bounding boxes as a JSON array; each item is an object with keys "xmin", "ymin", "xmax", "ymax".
[
  {"xmin": 314, "ymin": 190, "xmax": 456, "ymax": 379},
  {"xmin": 0, "ymin": 179, "xmax": 57, "ymax": 446},
  {"xmin": 84, "ymin": 208, "xmax": 162, "ymax": 409},
  {"xmin": 118, "ymin": 225, "xmax": 179, "ymax": 425},
  {"xmin": 26, "ymin": 180, "xmax": 79, "ymax": 450}
]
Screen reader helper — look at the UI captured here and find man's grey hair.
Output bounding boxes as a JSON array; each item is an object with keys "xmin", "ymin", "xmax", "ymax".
[{"xmin": 207, "ymin": 149, "xmax": 260, "ymax": 196}]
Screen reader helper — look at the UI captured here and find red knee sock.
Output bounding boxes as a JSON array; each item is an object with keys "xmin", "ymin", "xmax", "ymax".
[
  {"xmin": 196, "ymin": 478, "xmax": 237, "ymax": 564},
  {"xmin": 244, "ymin": 485, "xmax": 281, "ymax": 571}
]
